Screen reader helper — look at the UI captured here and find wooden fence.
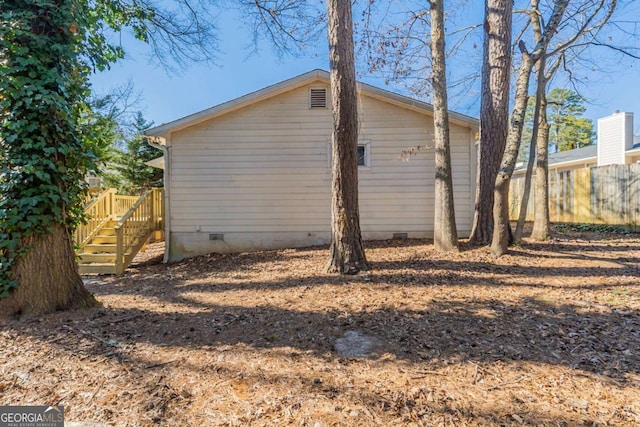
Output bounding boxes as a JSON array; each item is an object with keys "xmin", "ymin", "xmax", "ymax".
[{"xmin": 510, "ymin": 164, "xmax": 640, "ymax": 227}]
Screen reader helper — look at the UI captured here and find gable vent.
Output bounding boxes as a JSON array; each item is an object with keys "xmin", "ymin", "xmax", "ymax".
[{"xmin": 309, "ymin": 88, "xmax": 327, "ymax": 109}]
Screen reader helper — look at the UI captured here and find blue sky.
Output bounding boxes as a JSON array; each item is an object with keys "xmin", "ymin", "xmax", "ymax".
[{"xmin": 90, "ymin": 3, "xmax": 640, "ymax": 133}]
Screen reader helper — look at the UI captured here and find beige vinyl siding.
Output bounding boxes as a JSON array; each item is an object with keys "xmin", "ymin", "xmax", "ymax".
[
  {"xmin": 167, "ymin": 83, "xmax": 476, "ymax": 259},
  {"xmin": 358, "ymin": 94, "xmax": 474, "ymax": 235},
  {"xmin": 168, "ymin": 85, "xmax": 330, "ymax": 258}
]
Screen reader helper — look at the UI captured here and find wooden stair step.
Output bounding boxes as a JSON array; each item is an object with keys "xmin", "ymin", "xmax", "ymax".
[
  {"xmin": 79, "ymin": 263, "xmax": 118, "ymax": 275},
  {"xmin": 77, "ymin": 252, "xmax": 133, "ymax": 262},
  {"xmin": 91, "ymin": 235, "xmax": 117, "ymax": 244},
  {"xmin": 77, "ymin": 253, "xmax": 117, "ymax": 263},
  {"xmin": 76, "ymin": 188, "xmax": 164, "ymax": 275},
  {"xmin": 98, "ymin": 227, "xmax": 116, "ymax": 236},
  {"xmin": 83, "ymin": 244, "xmax": 117, "ymax": 253}
]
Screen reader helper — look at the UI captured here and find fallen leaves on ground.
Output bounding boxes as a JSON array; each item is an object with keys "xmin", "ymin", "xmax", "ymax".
[{"xmin": 1, "ymin": 226, "xmax": 639, "ymax": 426}]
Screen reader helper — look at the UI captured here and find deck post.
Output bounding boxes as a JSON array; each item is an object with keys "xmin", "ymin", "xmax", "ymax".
[{"xmin": 115, "ymin": 225, "xmax": 124, "ymax": 275}]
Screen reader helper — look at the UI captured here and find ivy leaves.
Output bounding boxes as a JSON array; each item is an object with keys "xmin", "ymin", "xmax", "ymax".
[
  {"xmin": 1, "ymin": 0, "xmax": 220, "ymax": 297},
  {"xmin": 0, "ymin": 0, "xmax": 92, "ymax": 295}
]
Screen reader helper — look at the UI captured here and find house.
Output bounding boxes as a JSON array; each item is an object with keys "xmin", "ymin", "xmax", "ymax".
[
  {"xmin": 510, "ymin": 111, "xmax": 640, "ymax": 224},
  {"xmin": 145, "ymin": 70, "xmax": 479, "ymax": 262},
  {"xmin": 514, "ymin": 111, "xmax": 640, "ymax": 176}
]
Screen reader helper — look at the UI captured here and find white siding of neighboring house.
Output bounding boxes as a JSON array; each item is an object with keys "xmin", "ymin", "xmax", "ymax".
[
  {"xmin": 597, "ymin": 112, "xmax": 633, "ymax": 166},
  {"xmin": 166, "ymin": 83, "xmax": 476, "ymax": 261}
]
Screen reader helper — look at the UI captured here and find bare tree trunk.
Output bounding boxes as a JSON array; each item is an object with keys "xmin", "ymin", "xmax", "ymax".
[
  {"xmin": 325, "ymin": 0, "xmax": 368, "ymax": 274},
  {"xmin": 429, "ymin": 0, "xmax": 458, "ymax": 252},
  {"xmin": 0, "ymin": 225, "xmax": 99, "ymax": 318},
  {"xmin": 491, "ymin": 0, "xmax": 569, "ymax": 256},
  {"xmin": 468, "ymin": 0, "xmax": 512, "ymax": 245},
  {"xmin": 531, "ymin": 90, "xmax": 552, "ymax": 241},
  {"xmin": 526, "ymin": 0, "xmax": 616, "ymax": 241},
  {"xmin": 513, "ymin": 141, "xmax": 536, "ymax": 242},
  {"xmin": 514, "ymin": 56, "xmax": 547, "ymax": 242},
  {"xmin": 491, "ymin": 45, "xmax": 533, "ymax": 256}
]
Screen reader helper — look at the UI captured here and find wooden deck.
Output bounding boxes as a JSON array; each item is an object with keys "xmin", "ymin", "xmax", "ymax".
[{"xmin": 75, "ymin": 188, "xmax": 164, "ymax": 275}]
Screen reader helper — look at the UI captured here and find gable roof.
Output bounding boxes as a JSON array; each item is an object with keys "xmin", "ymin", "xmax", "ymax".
[
  {"xmin": 549, "ymin": 145, "xmax": 597, "ymax": 166},
  {"xmin": 145, "ymin": 69, "xmax": 479, "ymax": 138},
  {"xmin": 514, "ymin": 143, "xmax": 640, "ymax": 173}
]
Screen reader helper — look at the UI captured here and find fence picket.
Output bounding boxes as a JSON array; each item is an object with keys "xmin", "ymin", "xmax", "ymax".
[{"xmin": 510, "ymin": 164, "xmax": 640, "ymax": 228}]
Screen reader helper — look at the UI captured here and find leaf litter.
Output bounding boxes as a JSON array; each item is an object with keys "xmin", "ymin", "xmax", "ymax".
[{"xmin": 1, "ymin": 225, "xmax": 639, "ymax": 426}]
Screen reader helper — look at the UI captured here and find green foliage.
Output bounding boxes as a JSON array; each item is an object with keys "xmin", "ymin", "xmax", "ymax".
[
  {"xmin": 76, "ymin": 0, "xmax": 157, "ymax": 70},
  {"xmin": 518, "ymin": 88, "xmax": 594, "ymax": 162},
  {"xmin": 1, "ymin": 0, "xmax": 221, "ymax": 298},
  {"xmin": 0, "ymin": 0, "xmax": 159, "ymax": 296},
  {"xmin": 547, "ymin": 88, "xmax": 594, "ymax": 152},
  {"xmin": 104, "ymin": 112, "xmax": 163, "ymax": 194},
  {"xmin": 79, "ymin": 99, "xmax": 123, "ymax": 163},
  {"xmin": 0, "ymin": 0, "xmax": 97, "ymax": 295},
  {"xmin": 555, "ymin": 223, "xmax": 637, "ymax": 234}
]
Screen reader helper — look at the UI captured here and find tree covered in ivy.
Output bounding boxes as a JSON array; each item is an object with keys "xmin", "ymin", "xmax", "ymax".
[
  {"xmin": 0, "ymin": 0, "xmax": 100, "ymax": 314},
  {"xmin": 0, "ymin": 0, "xmax": 219, "ymax": 317}
]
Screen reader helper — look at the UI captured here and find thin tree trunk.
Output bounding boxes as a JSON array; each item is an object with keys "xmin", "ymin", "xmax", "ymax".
[
  {"xmin": 469, "ymin": 0, "xmax": 512, "ymax": 245},
  {"xmin": 491, "ymin": 45, "xmax": 534, "ymax": 256},
  {"xmin": 531, "ymin": 90, "xmax": 552, "ymax": 241},
  {"xmin": 514, "ymin": 56, "xmax": 547, "ymax": 242},
  {"xmin": 430, "ymin": 0, "xmax": 458, "ymax": 252},
  {"xmin": 0, "ymin": 225, "xmax": 99, "ymax": 318},
  {"xmin": 491, "ymin": 0, "xmax": 568, "ymax": 256},
  {"xmin": 325, "ymin": 0, "xmax": 368, "ymax": 274},
  {"xmin": 514, "ymin": 140, "xmax": 536, "ymax": 242}
]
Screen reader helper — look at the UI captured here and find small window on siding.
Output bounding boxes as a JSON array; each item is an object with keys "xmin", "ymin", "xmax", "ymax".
[
  {"xmin": 358, "ymin": 143, "xmax": 370, "ymax": 167},
  {"xmin": 327, "ymin": 140, "xmax": 371, "ymax": 168},
  {"xmin": 309, "ymin": 88, "xmax": 327, "ymax": 109},
  {"xmin": 357, "ymin": 145, "xmax": 366, "ymax": 166}
]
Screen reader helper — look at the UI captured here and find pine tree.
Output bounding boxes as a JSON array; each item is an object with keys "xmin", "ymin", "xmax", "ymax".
[
  {"xmin": 106, "ymin": 113, "xmax": 163, "ymax": 194},
  {"xmin": 547, "ymin": 89, "xmax": 593, "ymax": 152},
  {"xmin": 325, "ymin": 0, "xmax": 368, "ymax": 274}
]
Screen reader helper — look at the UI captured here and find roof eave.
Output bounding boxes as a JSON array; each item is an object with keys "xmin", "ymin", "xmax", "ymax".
[
  {"xmin": 145, "ymin": 69, "xmax": 328, "ymax": 137},
  {"xmin": 145, "ymin": 69, "xmax": 479, "ymax": 137},
  {"xmin": 355, "ymin": 82, "xmax": 478, "ymax": 130}
]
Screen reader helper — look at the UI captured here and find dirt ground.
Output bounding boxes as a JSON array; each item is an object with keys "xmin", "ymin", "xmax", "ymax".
[{"xmin": 1, "ymin": 225, "xmax": 639, "ymax": 426}]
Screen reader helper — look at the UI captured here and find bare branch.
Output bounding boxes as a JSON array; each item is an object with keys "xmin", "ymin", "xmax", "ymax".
[
  {"xmin": 234, "ymin": 0, "xmax": 325, "ymax": 56},
  {"xmin": 548, "ymin": 0, "xmax": 615, "ymax": 57},
  {"xmin": 585, "ymin": 41, "xmax": 640, "ymax": 59}
]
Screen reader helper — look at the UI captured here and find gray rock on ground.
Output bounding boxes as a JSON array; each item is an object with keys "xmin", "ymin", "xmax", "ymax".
[{"xmin": 334, "ymin": 330, "xmax": 381, "ymax": 357}]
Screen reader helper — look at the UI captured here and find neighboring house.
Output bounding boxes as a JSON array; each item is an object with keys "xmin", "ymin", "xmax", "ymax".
[
  {"xmin": 510, "ymin": 111, "xmax": 640, "ymax": 224},
  {"xmin": 514, "ymin": 111, "xmax": 640, "ymax": 176},
  {"xmin": 597, "ymin": 111, "xmax": 640, "ymax": 166},
  {"xmin": 145, "ymin": 69, "xmax": 479, "ymax": 262}
]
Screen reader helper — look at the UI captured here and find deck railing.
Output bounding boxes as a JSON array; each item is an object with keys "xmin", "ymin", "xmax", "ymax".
[
  {"xmin": 75, "ymin": 188, "xmax": 117, "ymax": 248},
  {"xmin": 115, "ymin": 195, "xmax": 139, "ymax": 217},
  {"xmin": 75, "ymin": 188, "xmax": 164, "ymax": 273},
  {"xmin": 114, "ymin": 189, "xmax": 159, "ymax": 274}
]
